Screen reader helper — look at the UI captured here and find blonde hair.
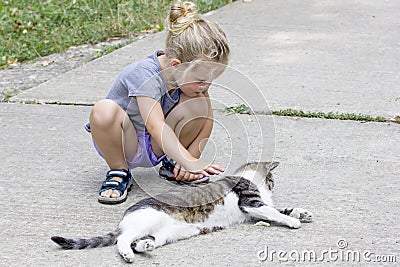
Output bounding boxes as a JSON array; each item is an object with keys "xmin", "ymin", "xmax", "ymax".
[{"xmin": 165, "ymin": 1, "xmax": 230, "ymax": 64}]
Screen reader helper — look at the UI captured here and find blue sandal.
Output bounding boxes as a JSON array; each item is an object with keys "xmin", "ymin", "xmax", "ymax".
[{"xmin": 98, "ymin": 169, "xmax": 133, "ymax": 204}]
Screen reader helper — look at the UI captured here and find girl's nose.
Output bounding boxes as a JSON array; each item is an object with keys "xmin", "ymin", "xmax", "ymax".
[{"xmin": 199, "ymin": 82, "xmax": 211, "ymax": 90}]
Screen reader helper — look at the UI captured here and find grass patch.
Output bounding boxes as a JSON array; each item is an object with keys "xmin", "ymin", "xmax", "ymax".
[
  {"xmin": 223, "ymin": 105, "xmax": 393, "ymax": 123},
  {"xmin": 273, "ymin": 108, "xmax": 389, "ymax": 123},
  {"xmin": 224, "ymin": 103, "xmax": 253, "ymax": 115},
  {"xmin": 2, "ymin": 88, "xmax": 21, "ymax": 102},
  {"xmin": 0, "ymin": 0, "xmax": 235, "ymax": 68}
]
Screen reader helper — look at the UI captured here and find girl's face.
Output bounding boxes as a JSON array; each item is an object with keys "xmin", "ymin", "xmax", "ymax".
[{"xmin": 174, "ymin": 61, "xmax": 226, "ymax": 97}]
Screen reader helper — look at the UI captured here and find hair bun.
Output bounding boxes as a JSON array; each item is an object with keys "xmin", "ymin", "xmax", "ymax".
[{"xmin": 168, "ymin": 1, "xmax": 200, "ymax": 36}]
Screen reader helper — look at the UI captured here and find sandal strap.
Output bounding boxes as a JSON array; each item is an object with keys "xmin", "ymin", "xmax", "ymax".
[
  {"xmin": 106, "ymin": 168, "xmax": 131, "ymax": 182},
  {"xmin": 99, "ymin": 180, "xmax": 125, "ymax": 196},
  {"xmin": 161, "ymin": 158, "xmax": 176, "ymax": 173}
]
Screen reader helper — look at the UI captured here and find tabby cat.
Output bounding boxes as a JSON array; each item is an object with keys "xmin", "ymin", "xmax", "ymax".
[{"xmin": 51, "ymin": 162, "xmax": 313, "ymax": 263}]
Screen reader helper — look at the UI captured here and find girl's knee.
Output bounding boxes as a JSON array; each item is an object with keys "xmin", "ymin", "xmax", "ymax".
[
  {"xmin": 90, "ymin": 99, "xmax": 122, "ymax": 128},
  {"xmin": 176, "ymin": 96, "xmax": 209, "ymax": 119}
]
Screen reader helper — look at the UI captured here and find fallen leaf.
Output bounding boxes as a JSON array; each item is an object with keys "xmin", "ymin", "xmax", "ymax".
[
  {"xmin": 7, "ymin": 58, "xmax": 18, "ymax": 65},
  {"xmin": 389, "ymin": 115, "xmax": 400, "ymax": 122},
  {"xmin": 141, "ymin": 27, "xmax": 159, "ymax": 34},
  {"xmin": 243, "ymin": 0, "xmax": 252, "ymax": 2},
  {"xmin": 40, "ymin": 60, "xmax": 55, "ymax": 67},
  {"xmin": 254, "ymin": 221, "xmax": 270, "ymax": 227},
  {"xmin": 106, "ymin": 37, "xmax": 122, "ymax": 42}
]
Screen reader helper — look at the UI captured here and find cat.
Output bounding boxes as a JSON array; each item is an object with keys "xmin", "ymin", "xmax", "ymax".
[{"xmin": 51, "ymin": 161, "xmax": 313, "ymax": 263}]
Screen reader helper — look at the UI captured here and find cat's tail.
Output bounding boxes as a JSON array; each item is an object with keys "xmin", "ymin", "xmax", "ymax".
[{"xmin": 51, "ymin": 230, "xmax": 119, "ymax": 250}]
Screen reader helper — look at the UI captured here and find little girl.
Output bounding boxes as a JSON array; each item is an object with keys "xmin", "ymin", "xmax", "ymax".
[{"xmin": 88, "ymin": 1, "xmax": 230, "ymax": 204}]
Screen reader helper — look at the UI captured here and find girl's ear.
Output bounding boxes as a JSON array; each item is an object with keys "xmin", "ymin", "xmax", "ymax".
[{"xmin": 170, "ymin": 58, "xmax": 181, "ymax": 67}]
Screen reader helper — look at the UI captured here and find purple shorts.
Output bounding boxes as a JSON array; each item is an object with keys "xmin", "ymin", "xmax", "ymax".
[{"xmin": 86, "ymin": 123, "xmax": 165, "ymax": 168}]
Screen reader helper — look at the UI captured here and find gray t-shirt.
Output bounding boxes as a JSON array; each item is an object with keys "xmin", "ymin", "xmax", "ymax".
[{"xmin": 106, "ymin": 51, "xmax": 181, "ymax": 132}]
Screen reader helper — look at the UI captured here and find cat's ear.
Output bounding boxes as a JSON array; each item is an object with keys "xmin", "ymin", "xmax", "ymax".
[{"xmin": 266, "ymin": 162, "xmax": 280, "ymax": 171}]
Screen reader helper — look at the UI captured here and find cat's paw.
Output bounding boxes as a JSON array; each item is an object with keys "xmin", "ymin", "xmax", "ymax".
[
  {"xmin": 118, "ymin": 240, "xmax": 135, "ymax": 263},
  {"xmin": 132, "ymin": 239, "xmax": 155, "ymax": 253},
  {"xmin": 289, "ymin": 208, "xmax": 314, "ymax": 223},
  {"xmin": 289, "ymin": 218, "xmax": 301, "ymax": 229},
  {"xmin": 118, "ymin": 248, "xmax": 135, "ymax": 263}
]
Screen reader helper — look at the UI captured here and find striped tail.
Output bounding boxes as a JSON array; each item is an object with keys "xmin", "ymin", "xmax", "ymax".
[{"xmin": 51, "ymin": 230, "xmax": 118, "ymax": 250}]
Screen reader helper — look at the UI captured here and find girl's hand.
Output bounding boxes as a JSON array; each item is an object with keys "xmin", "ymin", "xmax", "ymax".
[{"xmin": 173, "ymin": 162, "xmax": 225, "ymax": 181}]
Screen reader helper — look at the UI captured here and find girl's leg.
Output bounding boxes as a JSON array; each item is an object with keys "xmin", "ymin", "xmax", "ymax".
[
  {"xmin": 151, "ymin": 94, "xmax": 211, "ymax": 159},
  {"xmin": 90, "ymin": 99, "xmax": 138, "ymax": 199}
]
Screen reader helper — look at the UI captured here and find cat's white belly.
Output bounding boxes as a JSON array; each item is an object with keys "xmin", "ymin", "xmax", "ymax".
[{"xmin": 199, "ymin": 192, "xmax": 249, "ymax": 228}]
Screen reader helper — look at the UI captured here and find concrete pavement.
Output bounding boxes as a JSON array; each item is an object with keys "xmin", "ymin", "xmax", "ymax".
[{"xmin": 2, "ymin": 0, "xmax": 399, "ymax": 266}]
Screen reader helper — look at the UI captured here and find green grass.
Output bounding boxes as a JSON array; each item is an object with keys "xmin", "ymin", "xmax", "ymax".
[
  {"xmin": 223, "ymin": 104, "xmax": 395, "ymax": 123},
  {"xmin": 2, "ymin": 88, "xmax": 21, "ymax": 102},
  {"xmin": 272, "ymin": 108, "xmax": 388, "ymax": 123},
  {"xmin": 0, "ymin": 0, "xmax": 235, "ymax": 68},
  {"xmin": 224, "ymin": 103, "xmax": 253, "ymax": 115}
]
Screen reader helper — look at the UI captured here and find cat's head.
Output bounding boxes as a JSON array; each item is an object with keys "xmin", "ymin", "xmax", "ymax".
[{"xmin": 234, "ymin": 161, "xmax": 279, "ymax": 190}]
